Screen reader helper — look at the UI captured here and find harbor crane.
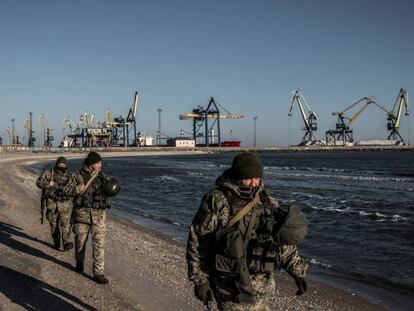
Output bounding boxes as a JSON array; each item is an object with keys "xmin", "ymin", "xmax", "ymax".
[
  {"xmin": 326, "ymin": 96, "xmax": 389, "ymax": 145},
  {"xmin": 63, "ymin": 116, "xmax": 81, "ymax": 135},
  {"xmin": 107, "ymin": 91, "xmax": 139, "ymax": 146},
  {"xmin": 39, "ymin": 114, "xmax": 54, "ymax": 147},
  {"xmin": 6, "ymin": 121, "xmax": 20, "ymax": 145},
  {"xmin": 288, "ymin": 89, "xmax": 319, "ymax": 145},
  {"xmin": 4, "ymin": 129, "xmax": 12, "ymax": 144},
  {"xmin": 179, "ymin": 97, "xmax": 243, "ymax": 146},
  {"xmin": 62, "ymin": 116, "xmax": 82, "ymax": 147},
  {"xmin": 24, "ymin": 112, "xmax": 36, "ymax": 147},
  {"xmin": 387, "ymin": 88, "xmax": 409, "ymax": 143}
]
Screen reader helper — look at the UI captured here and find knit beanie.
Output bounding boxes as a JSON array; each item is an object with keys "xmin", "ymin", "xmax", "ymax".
[
  {"xmin": 55, "ymin": 156, "xmax": 67, "ymax": 166},
  {"xmin": 85, "ymin": 151, "xmax": 102, "ymax": 166},
  {"xmin": 229, "ymin": 153, "xmax": 263, "ymax": 180}
]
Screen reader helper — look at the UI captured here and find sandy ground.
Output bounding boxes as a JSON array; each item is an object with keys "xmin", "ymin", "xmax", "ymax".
[{"xmin": 0, "ymin": 151, "xmax": 385, "ymax": 310}]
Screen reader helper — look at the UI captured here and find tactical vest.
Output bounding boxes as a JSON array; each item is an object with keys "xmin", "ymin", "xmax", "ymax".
[
  {"xmin": 74, "ymin": 169, "xmax": 111, "ymax": 210},
  {"xmin": 213, "ymin": 187, "xmax": 281, "ymax": 303},
  {"xmin": 46, "ymin": 169, "xmax": 72, "ymax": 202}
]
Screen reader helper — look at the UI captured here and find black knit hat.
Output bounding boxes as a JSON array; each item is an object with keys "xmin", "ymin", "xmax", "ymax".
[
  {"xmin": 85, "ymin": 151, "xmax": 102, "ymax": 166},
  {"xmin": 55, "ymin": 156, "xmax": 67, "ymax": 166},
  {"xmin": 227, "ymin": 153, "xmax": 263, "ymax": 180}
]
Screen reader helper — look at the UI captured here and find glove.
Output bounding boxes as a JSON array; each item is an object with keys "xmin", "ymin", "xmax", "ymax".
[
  {"xmin": 295, "ymin": 277, "xmax": 307, "ymax": 295},
  {"xmin": 194, "ymin": 281, "xmax": 213, "ymax": 304}
]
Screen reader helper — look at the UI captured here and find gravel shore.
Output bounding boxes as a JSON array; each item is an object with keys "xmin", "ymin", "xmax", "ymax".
[{"xmin": 0, "ymin": 152, "xmax": 385, "ymax": 310}]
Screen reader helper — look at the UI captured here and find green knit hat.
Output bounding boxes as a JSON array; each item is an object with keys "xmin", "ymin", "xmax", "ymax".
[
  {"xmin": 229, "ymin": 153, "xmax": 263, "ymax": 180},
  {"xmin": 55, "ymin": 156, "xmax": 67, "ymax": 166},
  {"xmin": 85, "ymin": 151, "xmax": 102, "ymax": 166}
]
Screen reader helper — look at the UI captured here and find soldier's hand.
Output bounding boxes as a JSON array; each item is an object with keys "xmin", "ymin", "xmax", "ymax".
[
  {"xmin": 194, "ymin": 281, "xmax": 213, "ymax": 304},
  {"xmin": 49, "ymin": 181, "xmax": 55, "ymax": 187},
  {"xmin": 295, "ymin": 277, "xmax": 307, "ymax": 295}
]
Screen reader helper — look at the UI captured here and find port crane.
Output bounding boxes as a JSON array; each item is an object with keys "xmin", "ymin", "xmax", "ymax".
[
  {"xmin": 63, "ymin": 116, "xmax": 81, "ymax": 135},
  {"xmin": 106, "ymin": 91, "xmax": 139, "ymax": 146},
  {"xmin": 38, "ymin": 114, "xmax": 54, "ymax": 147},
  {"xmin": 288, "ymin": 89, "xmax": 319, "ymax": 145},
  {"xmin": 5, "ymin": 125, "xmax": 20, "ymax": 145},
  {"xmin": 62, "ymin": 116, "xmax": 82, "ymax": 147},
  {"xmin": 326, "ymin": 96, "xmax": 389, "ymax": 145},
  {"xmin": 4, "ymin": 129, "xmax": 12, "ymax": 144},
  {"xmin": 179, "ymin": 97, "xmax": 243, "ymax": 146},
  {"xmin": 24, "ymin": 112, "xmax": 36, "ymax": 147},
  {"xmin": 387, "ymin": 88, "xmax": 409, "ymax": 143}
]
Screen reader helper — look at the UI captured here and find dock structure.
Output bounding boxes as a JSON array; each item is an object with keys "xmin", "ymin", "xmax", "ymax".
[{"xmin": 179, "ymin": 97, "xmax": 243, "ymax": 147}]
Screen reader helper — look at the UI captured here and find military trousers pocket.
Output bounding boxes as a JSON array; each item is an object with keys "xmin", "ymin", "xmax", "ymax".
[{"xmin": 215, "ymin": 254, "xmax": 241, "ymax": 275}]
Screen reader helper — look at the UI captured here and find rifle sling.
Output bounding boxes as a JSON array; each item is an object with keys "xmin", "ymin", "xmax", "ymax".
[
  {"xmin": 225, "ymin": 194, "xmax": 260, "ymax": 229},
  {"xmin": 79, "ymin": 171, "xmax": 99, "ymax": 196}
]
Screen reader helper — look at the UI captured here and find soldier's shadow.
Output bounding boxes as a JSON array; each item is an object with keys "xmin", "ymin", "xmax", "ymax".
[
  {"xmin": 0, "ymin": 265, "xmax": 96, "ymax": 311},
  {"xmin": 0, "ymin": 221, "xmax": 74, "ymax": 271},
  {"xmin": 0, "ymin": 221, "xmax": 54, "ymax": 248}
]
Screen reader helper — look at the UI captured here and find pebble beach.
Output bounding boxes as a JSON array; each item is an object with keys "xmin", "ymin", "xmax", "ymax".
[{"xmin": 0, "ymin": 151, "xmax": 386, "ymax": 310}]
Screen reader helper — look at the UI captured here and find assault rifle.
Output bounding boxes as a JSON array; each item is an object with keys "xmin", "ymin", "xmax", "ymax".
[
  {"xmin": 40, "ymin": 169, "xmax": 54, "ymax": 224},
  {"xmin": 40, "ymin": 189, "xmax": 46, "ymax": 224}
]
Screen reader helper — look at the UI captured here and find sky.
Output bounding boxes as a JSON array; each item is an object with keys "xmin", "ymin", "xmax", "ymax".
[{"xmin": 0, "ymin": 0, "xmax": 413, "ymax": 147}]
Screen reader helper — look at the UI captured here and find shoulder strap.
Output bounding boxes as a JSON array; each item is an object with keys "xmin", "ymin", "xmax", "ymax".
[
  {"xmin": 225, "ymin": 194, "xmax": 260, "ymax": 229},
  {"xmin": 79, "ymin": 171, "xmax": 99, "ymax": 196}
]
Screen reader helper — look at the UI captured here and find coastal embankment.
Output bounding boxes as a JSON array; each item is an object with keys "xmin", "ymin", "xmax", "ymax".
[
  {"xmin": 0, "ymin": 151, "xmax": 386, "ymax": 310},
  {"xmin": 1, "ymin": 144, "xmax": 414, "ymax": 155}
]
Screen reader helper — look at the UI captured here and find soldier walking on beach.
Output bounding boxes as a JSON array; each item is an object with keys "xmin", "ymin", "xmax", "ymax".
[
  {"xmin": 36, "ymin": 156, "xmax": 75, "ymax": 252},
  {"xmin": 73, "ymin": 151, "xmax": 115, "ymax": 284},
  {"xmin": 187, "ymin": 153, "xmax": 309, "ymax": 311}
]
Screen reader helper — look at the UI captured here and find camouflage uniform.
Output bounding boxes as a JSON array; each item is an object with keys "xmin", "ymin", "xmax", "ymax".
[
  {"xmin": 36, "ymin": 167, "xmax": 76, "ymax": 249},
  {"xmin": 73, "ymin": 162, "xmax": 110, "ymax": 277},
  {"xmin": 187, "ymin": 175, "xmax": 308, "ymax": 311}
]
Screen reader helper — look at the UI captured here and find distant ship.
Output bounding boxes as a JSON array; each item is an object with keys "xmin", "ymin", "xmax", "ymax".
[{"xmin": 220, "ymin": 140, "xmax": 241, "ymax": 147}]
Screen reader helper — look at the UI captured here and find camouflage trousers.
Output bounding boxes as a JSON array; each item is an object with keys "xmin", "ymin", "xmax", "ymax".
[
  {"xmin": 74, "ymin": 213, "xmax": 106, "ymax": 276},
  {"xmin": 46, "ymin": 201, "xmax": 73, "ymax": 247},
  {"xmin": 216, "ymin": 274, "xmax": 276, "ymax": 311}
]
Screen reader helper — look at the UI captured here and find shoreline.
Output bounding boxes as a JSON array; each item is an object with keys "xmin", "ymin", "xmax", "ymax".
[
  {"xmin": 0, "ymin": 151, "xmax": 395, "ymax": 310},
  {"xmin": 1, "ymin": 144, "xmax": 414, "ymax": 155}
]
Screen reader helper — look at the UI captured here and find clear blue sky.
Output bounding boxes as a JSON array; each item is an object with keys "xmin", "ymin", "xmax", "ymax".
[{"xmin": 1, "ymin": 0, "xmax": 413, "ymax": 146}]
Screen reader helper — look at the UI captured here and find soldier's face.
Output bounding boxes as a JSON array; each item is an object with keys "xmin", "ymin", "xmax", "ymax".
[
  {"xmin": 90, "ymin": 161, "xmax": 102, "ymax": 172},
  {"xmin": 239, "ymin": 178, "xmax": 261, "ymax": 188}
]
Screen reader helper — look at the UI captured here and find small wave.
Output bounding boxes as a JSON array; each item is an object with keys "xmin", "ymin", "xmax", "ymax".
[
  {"xmin": 115, "ymin": 205, "xmax": 189, "ymax": 229},
  {"xmin": 266, "ymin": 169, "xmax": 414, "ymax": 183},
  {"xmin": 309, "ymin": 258, "xmax": 332, "ymax": 268},
  {"xmin": 310, "ymin": 205, "xmax": 410, "ymax": 222},
  {"xmin": 159, "ymin": 175, "xmax": 181, "ymax": 182},
  {"xmin": 309, "ymin": 205, "xmax": 350, "ymax": 213},
  {"xmin": 391, "ymin": 215, "xmax": 408, "ymax": 222}
]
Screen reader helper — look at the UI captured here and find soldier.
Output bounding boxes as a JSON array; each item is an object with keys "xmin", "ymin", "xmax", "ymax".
[
  {"xmin": 73, "ymin": 151, "xmax": 112, "ymax": 284},
  {"xmin": 187, "ymin": 153, "xmax": 309, "ymax": 311},
  {"xmin": 36, "ymin": 156, "xmax": 75, "ymax": 252}
]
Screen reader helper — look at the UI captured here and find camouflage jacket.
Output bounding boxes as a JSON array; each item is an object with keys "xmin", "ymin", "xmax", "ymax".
[
  {"xmin": 36, "ymin": 168, "xmax": 77, "ymax": 205},
  {"xmin": 72, "ymin": 162, "xmax": 110, "ymax": 225},
  {"xmin": 186, "ymin": 175, "xmax": 308, "ymax": 286}
]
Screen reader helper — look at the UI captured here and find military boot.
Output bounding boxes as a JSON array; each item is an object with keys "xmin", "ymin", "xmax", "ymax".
[
  {"xmin": 93, "ymin": 275, "xmax": 109, "ymax": 284},
  {"xmin": 75, "ymin": 263, "xmax": 84, "ymax": 273},
  {"xmin": 53, "ymin": 240, "xmax": 61, "ymax": 251},
  {"xmin": 63, "ymin": 242, "xmax": 73, "ymax": 252}
]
